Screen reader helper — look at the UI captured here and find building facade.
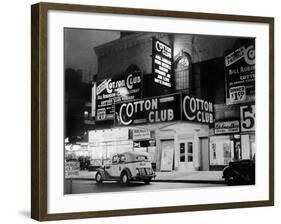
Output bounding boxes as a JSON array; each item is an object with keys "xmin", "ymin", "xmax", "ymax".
[{"xmin": 87, "ymin": 32, "xmax": 255, "ymax": 172}]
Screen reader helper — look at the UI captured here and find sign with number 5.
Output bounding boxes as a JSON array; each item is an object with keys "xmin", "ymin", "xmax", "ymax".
[{"xmin": 240, "ymin": 104, "xmax": 255, "ymax": 132}]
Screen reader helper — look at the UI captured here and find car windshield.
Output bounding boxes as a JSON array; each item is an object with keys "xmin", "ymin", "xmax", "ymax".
[{"xmin": 136, "ymin": 155, "xmax": 148, "ymax": 161}]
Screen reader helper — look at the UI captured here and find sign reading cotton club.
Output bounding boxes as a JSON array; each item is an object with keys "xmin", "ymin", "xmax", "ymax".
[
  {"xmin": 152, "ymin": 38, "xmax": 173, "ymax": 88},
  {"xmin": 115, "ymin": 94, "xmax": 181, "ymax": 126},
  {"xmin": 182, "ymin": 94, "xmax": 214, "ymax": 124},
  {"xmin": 96, "ymin": 71, "xmax": 141, "ymax": 121}
]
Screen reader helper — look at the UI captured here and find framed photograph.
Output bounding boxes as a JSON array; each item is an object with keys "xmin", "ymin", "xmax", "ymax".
[{"xmin": 31, "ymin": 2, "xmax": 274, "ymax": 221}]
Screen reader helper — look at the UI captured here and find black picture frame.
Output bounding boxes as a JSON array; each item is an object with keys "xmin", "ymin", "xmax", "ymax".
[{"xmin": 31, "ymin": 2, "xmax": 274, "ymax": 221}]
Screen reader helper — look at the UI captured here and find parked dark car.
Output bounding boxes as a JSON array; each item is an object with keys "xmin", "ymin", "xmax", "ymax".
[{"xmin": 222, "ymin": 159, "xmax": 255, "ymax": 185}]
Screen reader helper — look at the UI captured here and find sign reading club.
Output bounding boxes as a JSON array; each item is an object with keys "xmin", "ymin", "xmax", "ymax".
[
  {"xmin": 115, "ymin": 93, "xmax": 213, "ymax": 126},
  {"xmin": 115, "ymin": 94, "xmax": 180, "ymax": 126},
  {"xmin": 182, "ymin": 94, "xmax": 214, "ymax": 124}
]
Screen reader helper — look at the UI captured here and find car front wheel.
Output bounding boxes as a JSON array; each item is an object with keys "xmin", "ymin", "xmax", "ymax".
[
  {"xmin": 120, "ymin": 172, "xmax": 130, "ymax": 184},
  {"xmin": 95, "ymin": 172, "xmax": 103, "ymax": 184},
  {"xmin": 144, "ymin": 179, "xmax": 151, "ymax": 185}
]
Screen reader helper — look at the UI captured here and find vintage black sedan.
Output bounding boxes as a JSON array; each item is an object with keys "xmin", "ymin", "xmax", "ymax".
[{"xmin": 222, "ymin": 159, "xmax": 255, "ymax": 185}]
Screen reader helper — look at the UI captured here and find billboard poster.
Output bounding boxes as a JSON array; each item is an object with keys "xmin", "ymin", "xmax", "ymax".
[
  {"xmin": 225, "ymin": 41, "xmax": 255, "ymax": 105},
  {"xmin": 152, "ymin": 38, "xmax": 173, "ymax": 88},
  {"xmin": 182, "ymin": 94, "xmax": 214, "ymax": 124},
  {"xmin": 115, "ymin": 93, "xmax": 181, "ymax": 126},
  {"xmin": 160, "ymin": 140, "xmax": 174, "ymax": 171},
  {"xmin": 95, "ymin": 71, "xmax": 142, "ymax": 121}
]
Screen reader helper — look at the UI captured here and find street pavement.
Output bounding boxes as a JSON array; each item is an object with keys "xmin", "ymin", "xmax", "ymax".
[
  {"xmin": 67, "ymin": 170, "xmax": 224, "ymax": 184},
  {"xmin": 65, "ymin": 170, "xmax": 226, "ymax": 194},
  {"xmin": 64, "ymin": 179, "xmax": 225, "ymax": 194}
]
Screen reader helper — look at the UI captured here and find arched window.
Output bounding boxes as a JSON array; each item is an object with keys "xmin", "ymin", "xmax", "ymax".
[
  {"xmin": 126, "ymin": 64, "xmax": 140, "ymax": 74},
  {"xmin": 174, "ymin": 53, "xmax": 191, "ymax": 91}
]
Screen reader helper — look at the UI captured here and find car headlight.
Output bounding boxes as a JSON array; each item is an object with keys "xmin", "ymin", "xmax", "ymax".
[{"xmin": 136, "ymin": 168, "xmax": 140, "ymax": 175}]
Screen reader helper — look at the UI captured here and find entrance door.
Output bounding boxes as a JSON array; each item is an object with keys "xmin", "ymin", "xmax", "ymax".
[
  {"xmin": 199, "ymin": 137, "xmax": 209, "ymax": 171},
  {"xmin": 178, "ymin": 141, "xmax": 194, "ymax": 171}
]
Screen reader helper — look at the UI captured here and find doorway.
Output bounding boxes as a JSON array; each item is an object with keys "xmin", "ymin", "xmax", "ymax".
[
  {"xmin": 178, "ymin": 141, "xmax": 194, "ymax": 171},
  {"xmin": 200, "ymin": 137, "xmax": 209, "ymax": 171}
]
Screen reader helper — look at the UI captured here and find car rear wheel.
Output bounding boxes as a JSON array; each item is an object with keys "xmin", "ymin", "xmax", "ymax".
[
  {"xmin": 95, "ymin": 172, "xmax": 103, "ymax": 184},
  {"xmin": 120, "ymin": 172, "xmax": 130, "ymax": 184}
]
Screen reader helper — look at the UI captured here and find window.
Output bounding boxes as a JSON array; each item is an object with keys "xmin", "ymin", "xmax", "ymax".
[
  {"xmin": 209, "ymin": 136, "xmax": 233, "ymax": 165},
  {"xmin": 119, "ymin": 155, "xmax": 126, "ymax": 163},
  {"xmin": 136, "ymin": 156, "xmax": 148, "ymax": 161},
  {"xmin": 187, "ymin": 142, "xmax": 193, "ymax": 162},
  {"xmin": 211, "ymin": 143, "xmax": 217, "ymax": 160},
  {"xmin": 112, "ymin": 155, "xmax": 119, "ymax": 164},
  {"xmin": 180, "ymin": 143, "xmax": 185, "ymax": 162},
  {"xmin": 175, "ymin": 53, "xmax": 191, "ymax": 91}
]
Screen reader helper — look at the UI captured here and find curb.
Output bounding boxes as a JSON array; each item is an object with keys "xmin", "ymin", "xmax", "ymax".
[
  {"xmin": 151, "ymin": 179, "xmax": 225, "ymax": 184},
  {"xmin": 65, "ymin": 178, "xmax": 225, "ymax": 184},
  {"xmin": 66, "ymin": 178, "xmax": 95, "ymax": 181}
]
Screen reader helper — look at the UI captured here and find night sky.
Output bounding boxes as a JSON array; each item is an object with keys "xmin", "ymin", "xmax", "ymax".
[{"xmin": 64, "ymin": 28, "xmax": 120, "ymax": 83}]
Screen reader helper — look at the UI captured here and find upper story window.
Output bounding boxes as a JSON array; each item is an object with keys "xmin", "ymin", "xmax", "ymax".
[{"xmin": 175, "ymin": 53, "xmax": 191, "ymax": 91}]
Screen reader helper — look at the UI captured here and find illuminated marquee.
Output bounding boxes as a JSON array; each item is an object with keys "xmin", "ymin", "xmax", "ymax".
[
  {"xmin": 182, "ymin": 94, "xmax": 214, "ymax": 124},
  {"xmin": 152, "ymin": 38, "xmax": 173, "ymax": 88},
  {"xmin": 115, "ymin": 94, "xmax": 180, "ymax": 126},
  {"xmin": 115, "ymin": 93, "xmax": 214, "ymax": 126},
  {"xmin": 96, "ymin": 71, "xmax": 141, "ymax": 121}
]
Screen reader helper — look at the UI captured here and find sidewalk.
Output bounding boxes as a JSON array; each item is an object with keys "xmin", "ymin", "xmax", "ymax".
[
  {"xmin": 154, "ymin": 171, "xmax": 224, "ymax": 184},
  {"xmin": 69, "ymin": 170, "xmax": 224, "ymax": 184}
]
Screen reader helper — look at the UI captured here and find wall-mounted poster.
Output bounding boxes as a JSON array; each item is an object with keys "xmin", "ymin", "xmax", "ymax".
[
  {"xmin": 160, "ymin": 140, "xmax": 174, "ymax": 171},
  {"xmin": 130, "ymin": 129, "xmax": 151, "ymax": 140},
  {"xmin": 225, "ymin": 40, "xmax": 255, "ymax": 105}
]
